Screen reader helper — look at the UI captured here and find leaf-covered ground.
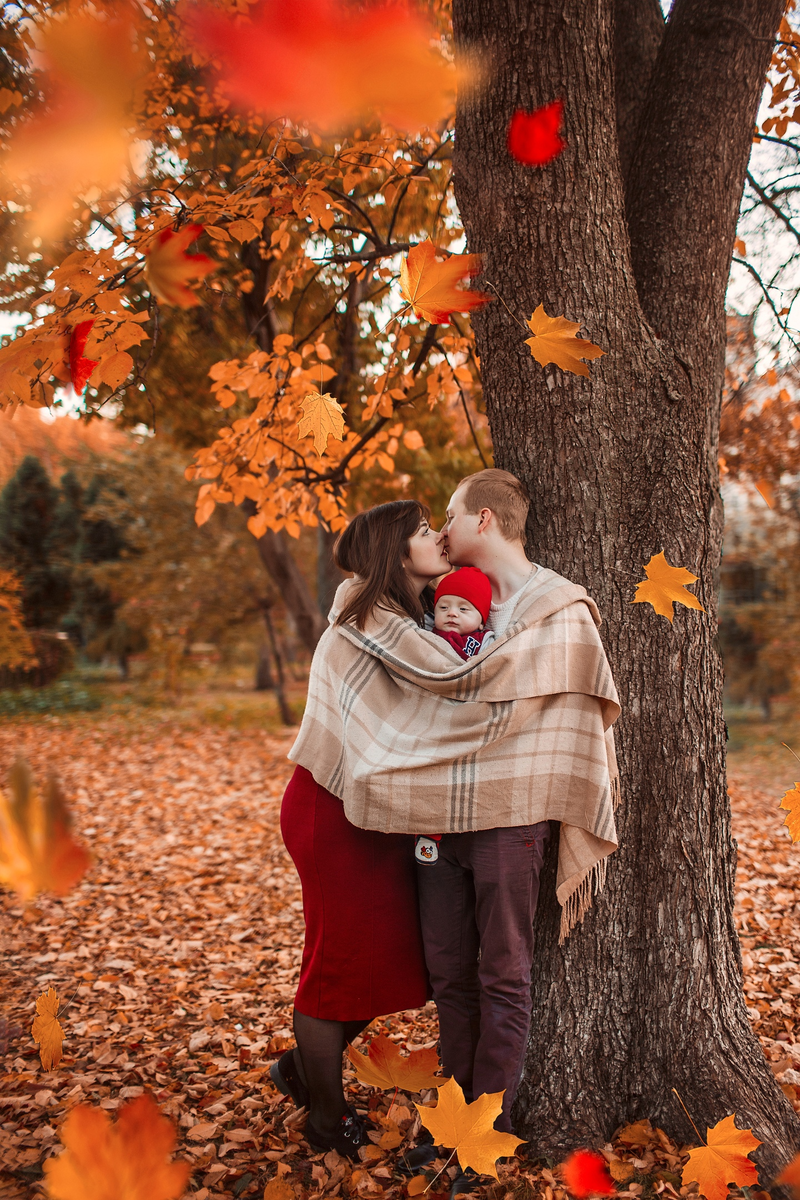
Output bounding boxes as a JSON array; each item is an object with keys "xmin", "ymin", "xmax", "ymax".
[{"xmin": 1, "ymin": 711, "xmax": 799, "ymax": 1200}]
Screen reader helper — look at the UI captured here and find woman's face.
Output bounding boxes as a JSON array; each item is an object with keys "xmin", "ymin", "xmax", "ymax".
[{"xmin": 403, "ymin": 519, "xmax": 449, "ymax": 592}]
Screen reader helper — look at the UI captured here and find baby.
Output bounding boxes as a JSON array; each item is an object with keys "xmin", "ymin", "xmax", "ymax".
[
  {"xmin": 416, "ymin": 568, "xmax": 494, "ymax": 866},
  {"xmin": 431, "ymin": 567, "xmax": 494, "ymax": 661}
]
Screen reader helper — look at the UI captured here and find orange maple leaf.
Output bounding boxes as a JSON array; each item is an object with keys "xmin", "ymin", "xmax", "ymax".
[
  {"xmin": 779, "ymin": 1150, "xmax": 800, "ymax": 1197},
  {"xmin": 43, "ymin": 1092, "xmax": 191, "ymax": 1200},
  {"xmin": 415, "ymin": 1077, "xmax": 524, "ymax": 1179},
  {"xmin": 347, "ymin": 1034, "xmax": 443, "ymax": 1093},
  {"xmin": 779, "ymin": 783, "xmax": 800, "ymax": 842},
  {"xmin": 4, "ymin": 9, "xmax": 140, "ymax": 240},
  {"xmin": 187, "ymin": 0, "xmax": 470, "ymax": 132},
  {"xmin": 144, "ymin": 225, "xmax": 217, "ymax": 308},
  {"xmin": 32, "ymin": 986, "xmax": 64, "ymax": 1071},
  {"xmin": 400, "ymin": 240, "xmax": 489, "ymax": 325},
  {"xmin": 681, "ymin": 1113, "xmax": 760, "ymax": 1200},
  {"xmin": 297, "ymin": 391, "xmax": 346, "ymax": 456},
  {"xmin": 0, "ymin": 759, "xmax": 90, "ymax": 900},
  {"xmin": 632, "ymin": 551, "xmax": 705, "ymax": 624},
  {"xmin": 524, "ymin": 304, "xmax": 605, "ymax": 377}
]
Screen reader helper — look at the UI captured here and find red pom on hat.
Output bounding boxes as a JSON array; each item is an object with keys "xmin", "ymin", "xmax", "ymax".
[{"xmin": 434, "ymin": 567, "xmax": 492, "ymax": 624}]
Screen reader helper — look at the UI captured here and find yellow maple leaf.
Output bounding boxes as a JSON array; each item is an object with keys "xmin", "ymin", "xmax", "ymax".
[
  {"xmin": 415, "ymin": 1077, "xmax": 524, "ymax": 1179},
  {"xmin": 400, "ymin": 240, "xmax": 489, "ymax": 325},
  {"xmin": 524, "ymin": 304, "xmax": 605, "ymax": 377},
  {"xmin": 144, "ymin": 225, "xmax": 217, "ymax": 308},
  {"xmin": 681, "ymin": 1113, "xmax": 760, "ymax": 1200},
  {"xmin": 0, "ymin": 759, "xmax": 91, "ymax": 900},
  {"xmin": 632, "ymin": 551, "xmax": 705, "ymax": 623},
  {"xmin": 297, "ymin": 391, "xmax": 346, "ymax": 456},
  {"xmin": 32, "ymin": 986, "xmax": 64, "ymax": 1071},
  {"xmin": 780, "ymin": 784, "xmax": 800, "ymax": 842},
  {"xmin": 347, "ymin": 1034, "xmax": 442, "ymax": 1093},
  {"xmin": 43, "ymin": 1093, "xmax": 191, "ymax": 1200}
]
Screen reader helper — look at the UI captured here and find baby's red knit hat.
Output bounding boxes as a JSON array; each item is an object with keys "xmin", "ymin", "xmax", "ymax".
[{"xmin": 434, "ymin": 567, "xmax": 492, "ymax": 624}]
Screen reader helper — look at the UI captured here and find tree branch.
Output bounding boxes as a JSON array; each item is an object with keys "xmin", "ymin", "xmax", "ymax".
[
  {"xmin": 746, "ymin": 170, "xmax": 800, "ymax": 245},
  {"xmin": 613, "ymin": 0, "xmax": 665, "ymax": 184}
]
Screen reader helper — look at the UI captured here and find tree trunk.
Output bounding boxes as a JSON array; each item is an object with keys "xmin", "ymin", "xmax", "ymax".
[
  {"xmin": 452, "ymin": 0, "xmax": 799, "ymax": 1179},
  {"xmin": 260, "ymin": 603, "xmax": 295, "ymax": 726},
  {"xmin": 317, "ymin": 525, "xmax": 345, "ymax": 618},
  {"xmin": 254, "ymin": 527, "xmax": 327, "ymax": 654},
  {"xmin": 255, "ymin": 642, "xmax": 274, "ymax": 691}
]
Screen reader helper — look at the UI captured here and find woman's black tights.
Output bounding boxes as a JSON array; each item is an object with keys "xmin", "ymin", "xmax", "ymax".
[{"xmin": 293, "ymin": 1009, "xmax": 373, "ymax": 1135}]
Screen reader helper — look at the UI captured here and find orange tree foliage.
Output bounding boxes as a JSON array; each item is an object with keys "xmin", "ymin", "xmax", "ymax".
[{"xmin": 0, "ymin": 0, "xmax": 490, "ymax": 537}]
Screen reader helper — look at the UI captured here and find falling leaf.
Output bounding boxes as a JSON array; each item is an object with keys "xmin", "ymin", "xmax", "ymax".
[
  {"xmin": 507, "ymin": 99, "xmax": 566, "ymax": 166},
  {"xmin": 400, "ymin": 240, "xmax": 489, "ymax": 325},
  {"xmin": 561, "ymin": 1150, "xmax": 616, "ymax": 1198},
  {"xmin": 754, "ymin": 480, "xmax": 775, "ymax": 509},
  {"xmin": 347, "ymin": 1034, "xmax": 442, "ymax": 1093},
  {"xmin": 524, "ymin": 304, "xmax": 604, "ymax": 377},
  {"xmin": 4, "ymin": 9, "xmax": 140, "ymax": 239},
  {"xmin": 779, "ymin": 1151, "xmax": 800, "ymax": 1196},
  {"xmin": 43, "ymin": 1092, "xmax": 190, "ymax": 1200},
  {"xmin": 297, "ymin": 391, "xmax": 346, "ymax": 456},
  {"xmin": 632, "ymin": 551, "xmax": 705, "ymax": 624},
  {"xmin": 144, "ymin": 225, "xmax": 217, "ymax": 308},
  {"xmin": 32, "ymin": 986, "xmax": 64, "ymax": 1071},
  {"xmin": 780, "ymin": 784, "xmax": 800, "ymax": 842},
  {"xmin": 0, "ymin": 758, "xmax": 91, "ymax": 900},
  {"xmin": 681, "ymin": 1113, "xmax": 760, "ymax": 1200},
  {"xmin": 415, "ymin": 1077, "xmax": 524, "ymax": 1179},
  {"xmin": 734, "ymin": 238, "xmax": 747, "ymax": 257},
  {"xmin": 407, "ymin": 1177, "xmax": 428, "ymax": 1196},
  {"xmin": 186, "ymin": 0, "xmax": 472, "ymax": 133},
  {"xmin": 69, "ymin": 321, "xmax": 98, "ymax": 395}
]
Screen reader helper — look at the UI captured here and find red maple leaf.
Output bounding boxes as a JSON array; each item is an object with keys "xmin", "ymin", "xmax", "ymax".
[
  {"xmin": 507, "ymin": 99, "xmax": 566, "ymax": 166},
  {"xmin": 186, "ymin": 0, "xmax": 460, "ymax": 132},
  {"xmin": 561, "ymin": 1150, "xmax": 616, "ymax": 1198},
  {"xmin": 69, "ymin": 320, "xmax": 98, "ymax": 394}
]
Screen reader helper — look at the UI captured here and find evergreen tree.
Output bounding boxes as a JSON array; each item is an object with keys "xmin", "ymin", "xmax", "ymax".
[{"xmin": 0, "ymin": 455, "xmax": 71, "ymax": 628}]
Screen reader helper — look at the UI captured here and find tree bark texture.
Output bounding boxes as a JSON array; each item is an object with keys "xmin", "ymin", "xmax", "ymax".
[{"xmin": 452, "ymin": 0, "xmax": 797, "ymax": 1177}]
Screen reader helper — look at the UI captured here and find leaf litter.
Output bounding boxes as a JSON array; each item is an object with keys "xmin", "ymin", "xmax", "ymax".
[{"xmin": 1, "ymin": 712, "xmax": 800, "ymax": 1200}]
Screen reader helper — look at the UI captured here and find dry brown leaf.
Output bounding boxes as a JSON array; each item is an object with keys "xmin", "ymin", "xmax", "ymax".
[
  {"xmin": 31, "ymin": 986, "xmax": 64, "ymax": 1071},
  {"xmin": 779, "ymin": 784, "xmax": 800, "ymax": 843},
  {"xmin": 263, "ymin": 1179, "xmax": 295, "ymax": 1200}
]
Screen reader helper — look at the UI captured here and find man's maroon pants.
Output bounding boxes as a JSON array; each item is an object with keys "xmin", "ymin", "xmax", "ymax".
[{"xmin": 416, "ymin": 822, "xmax": 550, "ymax": 1132}]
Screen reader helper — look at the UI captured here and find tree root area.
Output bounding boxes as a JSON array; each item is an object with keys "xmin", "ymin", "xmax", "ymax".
[{"xmin": 0, "ymin": 714, "xmax": 798, "ymax": 1199}]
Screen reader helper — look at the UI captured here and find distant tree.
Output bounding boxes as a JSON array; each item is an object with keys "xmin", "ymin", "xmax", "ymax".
[{"xmin": 0, "ymin": 455, "xmax": 71, "ymax": 628}]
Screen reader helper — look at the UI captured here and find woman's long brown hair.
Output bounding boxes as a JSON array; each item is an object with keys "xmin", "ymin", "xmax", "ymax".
[{"xmin": 333, "ymin": 500, "xmax": 435, "ymax": 630}]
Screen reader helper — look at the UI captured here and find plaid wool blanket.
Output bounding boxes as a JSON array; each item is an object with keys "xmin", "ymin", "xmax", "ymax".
[{"xmin": 289, "ymin": 566, "xmax": 621, "ymax": 939}]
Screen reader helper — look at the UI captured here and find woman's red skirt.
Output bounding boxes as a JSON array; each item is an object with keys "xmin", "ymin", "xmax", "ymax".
[{"xmin": 280, "ymin": 765, "xmax": 430, "ymax": 1021}]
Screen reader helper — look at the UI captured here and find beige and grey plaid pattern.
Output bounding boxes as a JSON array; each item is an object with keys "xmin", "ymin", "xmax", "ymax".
[{"xmin": 289, "ymin": 567, "xmax": 621, "ymax": 938}]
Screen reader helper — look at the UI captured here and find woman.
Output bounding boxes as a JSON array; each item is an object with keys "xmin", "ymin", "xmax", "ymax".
[{"xmin": 270, "ymin": 500, "xmax": 449, "ymax": 1158}]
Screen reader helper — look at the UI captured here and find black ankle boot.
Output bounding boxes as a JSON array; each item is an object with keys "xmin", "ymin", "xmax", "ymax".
[
  {"xmin": 305, "ymin": 1110, "xmax": 369, "ymax": 1160},
  {"xmin": 269, "ymin": 1049, "xmax": 310, "ymax": 1110}
]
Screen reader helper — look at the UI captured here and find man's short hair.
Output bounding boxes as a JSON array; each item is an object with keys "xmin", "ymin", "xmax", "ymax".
[{"xmin": 457, "ymin": 469, "xmax": 530, "ymax": 543}]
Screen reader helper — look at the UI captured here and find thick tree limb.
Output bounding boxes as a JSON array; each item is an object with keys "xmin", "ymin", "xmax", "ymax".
[
  {"xmin": 626, "ymin": 0, "xmax": 784, "ymax": 348},
  {"xmin": 614, "ymin": 0, "xmax": 665, "ymax": 183}
]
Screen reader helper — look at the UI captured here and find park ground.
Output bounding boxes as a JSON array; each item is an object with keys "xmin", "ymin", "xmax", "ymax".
[{"xmin": 2, "ymin": 696, "xmax": 800, "ymax": 1200}]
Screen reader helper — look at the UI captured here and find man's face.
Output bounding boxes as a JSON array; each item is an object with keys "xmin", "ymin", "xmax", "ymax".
[{"xmin": 442, "ymin": 487, "xmax": 482, "ymax": 566}]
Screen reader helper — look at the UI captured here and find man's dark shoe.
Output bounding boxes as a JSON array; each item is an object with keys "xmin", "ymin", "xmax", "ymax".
[
  {"xmin": 305, "ymin": 1110, "xmax": 369, "ymax": 1159},
  {"xmin": 398, "ymin": 1128, "xmax": 438, "ymax": 1174},
  {"xmin": 449, "ymin": 1167, "xmax": 482, "ymax": 1198},
  {"xmin": 269, "ymin": 1049, "xmax": 310, "ymax": 1110}
]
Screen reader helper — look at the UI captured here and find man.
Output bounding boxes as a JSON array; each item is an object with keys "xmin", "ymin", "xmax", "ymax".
[{"xmin": 407, "ymin": 469, "xmax": 618, "ymax": 1197}]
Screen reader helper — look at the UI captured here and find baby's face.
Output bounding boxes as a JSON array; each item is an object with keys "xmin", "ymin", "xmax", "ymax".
[{"xmin": 434, "ymin": 595, "xmax": 484, "ymax": 634}]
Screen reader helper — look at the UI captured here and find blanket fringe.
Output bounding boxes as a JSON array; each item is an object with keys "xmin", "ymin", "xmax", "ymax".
[{"xmin": 558, "ymin": 854, "xmax": 609, "ymax": 944}]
